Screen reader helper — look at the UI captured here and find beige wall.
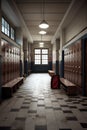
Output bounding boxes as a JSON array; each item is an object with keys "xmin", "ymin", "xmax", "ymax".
[{"xmin": 64, "ymin": 2, "xmax": 87, "ymax": 44}]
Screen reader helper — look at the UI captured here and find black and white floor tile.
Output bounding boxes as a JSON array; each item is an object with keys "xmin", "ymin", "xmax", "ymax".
[{"xmin": 0, "ymin": 73, "xmax": 87, "ymax": 130}]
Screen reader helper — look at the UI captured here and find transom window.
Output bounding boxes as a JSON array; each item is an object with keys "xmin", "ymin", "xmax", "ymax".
[
  {"xmin": 34, "ymin": 49, "xmax": 48, "ymax": 65},
  {"xmin": 11, "ymin": 27, "xmax": 15, "ymax": 40},
  {"xmin": 2, "ymin": 17, "xmax": 9, "ymax": 36},
  {"xmin": 1, "ymin": 17, "xmax": 15, "ymax": 41}
]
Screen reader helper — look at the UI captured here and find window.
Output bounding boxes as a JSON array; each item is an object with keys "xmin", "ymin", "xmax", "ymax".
[
  {"xmin": 2, "ymin": 17, "xmax": 5, "ymax": 33},
  {"xmin": 34, "ymin": 49, "xmax": 41, "ymax": 64},
  {"xmin": 34, "ymin": 49, "xmax": 48, "ymax": 65},
  {"xmin": 11, "ymin": 27, "xmax": 15, "ymax": 40},
  {"xmin": 5, "ymin": 21, "xmax": 9, "ymax": 36},
  {"xmin": 1, "ymin": 17, "xmax": 15, "ymax": 40},
  {"xmin": 2, "ymin": 17, "xmax": 9, "ymax": 36}
]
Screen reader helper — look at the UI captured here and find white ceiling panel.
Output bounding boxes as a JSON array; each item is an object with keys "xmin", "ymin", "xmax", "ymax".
[{"xmin": 15, "ymin": 0, "xmax": 72, "ymax": 42}]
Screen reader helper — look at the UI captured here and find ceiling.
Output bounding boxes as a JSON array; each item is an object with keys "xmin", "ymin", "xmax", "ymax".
[{"xmin": 14, "ymin": 0, "xmax": 72, "ymax": 42}]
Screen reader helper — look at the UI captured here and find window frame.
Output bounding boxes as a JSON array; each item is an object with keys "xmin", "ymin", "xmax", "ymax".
[
  {"xmin": 34, "ymin": 48, "xmax": 49, "ymax": 65},
  {"xmin": 34, "ymin": 49, "xmax": 41, "ymax": 65},
  {"xmin": 1, "ymin": 17, "xmax": 15, "ymax": 41},
  {"xmin": 11, "ymin": 27, "xmax": 15, "ymax": 40}
]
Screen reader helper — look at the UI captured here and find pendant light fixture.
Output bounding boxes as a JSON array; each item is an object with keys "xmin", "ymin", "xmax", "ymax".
[
  {"xmin": 39, "ymin": 30, "xmax": 47, "ymax": 35},
  {"xmin": 39, "ymin": 0, "xmax": 49, "ymax": 29}
]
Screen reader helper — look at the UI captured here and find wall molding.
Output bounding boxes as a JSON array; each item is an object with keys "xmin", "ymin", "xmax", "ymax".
[{"xmin": 63, "ymin": 27, "xmax": 87, "ymax": 49}]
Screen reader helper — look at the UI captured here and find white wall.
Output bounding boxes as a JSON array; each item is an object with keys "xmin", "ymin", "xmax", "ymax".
[
  {"xmin": 52, "ymin": 42, "xmax": 56, "ymax": 64},
  {"xmin": 65, "ymin": 2, "xmax": 87, "ymax": 43}
]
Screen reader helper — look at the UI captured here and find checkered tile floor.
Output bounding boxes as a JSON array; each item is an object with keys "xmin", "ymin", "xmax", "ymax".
[{"xmin": 0, "ymin": 73, "xmax": 87, "ymax": 130}]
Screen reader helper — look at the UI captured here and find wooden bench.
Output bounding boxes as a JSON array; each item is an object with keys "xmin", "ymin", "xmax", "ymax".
[
  {"xmin": 48, "ymin": 70, "xmax": 55, "ymax": 77},
  {"xmin": 2, "ymin": 77, "xmax": 24, "ymax": 98},
  {"xmin": 60, "ymin": 78, "xmax": 77, "ymax": 95}
]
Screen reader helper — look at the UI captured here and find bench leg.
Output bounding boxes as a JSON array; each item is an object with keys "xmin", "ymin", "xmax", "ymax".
[
  {"xmin": 67, "ymin": 87, "xmax": 77, "ymax": 95},
  {"xmin": 2, "ymin": 88, "xmax": 13, "ymax": 98}
]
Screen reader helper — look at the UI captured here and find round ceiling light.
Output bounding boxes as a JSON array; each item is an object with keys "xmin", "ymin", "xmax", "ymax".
[
  {"xmin": 39, "ymin": 20, "xmax": 49, "ymax": 29},
  {"xmin": 39, "ymin": 30, "xmax": 47, "ymax": 35}
]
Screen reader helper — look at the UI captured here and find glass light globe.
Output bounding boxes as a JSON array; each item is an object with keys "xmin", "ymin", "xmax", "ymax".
[{"xmin": 39, "ymin": 20, "xmax": 49, "ymax": 29}]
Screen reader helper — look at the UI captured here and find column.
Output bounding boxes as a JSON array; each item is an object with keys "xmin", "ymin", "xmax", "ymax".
[
  {"xmin": 59, "ymin": 29, "xmax": 65, "ymax": 77},
  {"xmin": 0, "ymin": 1, "xmax": 2, "ymax": 102},
  {"xmin": 56, "ymin": 39, "xmax": 60, "ymax": 75},
  {"xmin": 28, "ymin": 42, "xmax": 32, "ymax": 74},
  {"xmin": 16, "ymin": 27, "xmax": 24, "ymax": 77},
  {"xmin": 23, "ymin": 38, "xmax": 28, "ymax": 76},
  {"xmin": 52, "ymin": 41, "xmax": 56, "ymax": 73}
]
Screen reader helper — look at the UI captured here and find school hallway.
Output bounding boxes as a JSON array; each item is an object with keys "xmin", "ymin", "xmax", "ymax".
[{"xmin": 0, "ymin": 73, "xmax": 87, "ymax": 130}]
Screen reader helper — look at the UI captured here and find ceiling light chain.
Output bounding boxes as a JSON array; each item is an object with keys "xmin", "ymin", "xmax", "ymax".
[
  {"xmin": 39, "ymin": 0, "xmax": 49, "ymax": 29},
  {"xmin": 42, "ymin": 0, "xmax": 45, "ymax": 20}
]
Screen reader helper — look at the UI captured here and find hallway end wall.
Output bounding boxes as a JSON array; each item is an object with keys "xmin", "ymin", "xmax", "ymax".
[{"xmin": 31, "ymin": 42, "xmax": 52, "ymax": 73}]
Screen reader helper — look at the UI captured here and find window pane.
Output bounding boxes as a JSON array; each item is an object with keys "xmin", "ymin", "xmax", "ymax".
[
  {"xmin": 35, "ymin": 55, "xmax": 40, "ymax": 59},
  {"xmin": 7, "ymin": 30, "xmax": 9, "ymax": 36},
  {"xmin": 35, "ymin": 49, "xmax": 41, "ymax": 54},
  {"xmin": 2, "ymin": 26, "xmax": 4, "ymax": 32},
  {"xmin": 7, "ymin": 24, "xmax": 9, "ymax": 36},
  {"xmin": 2, "ymin": 18, "xmax": 4, "ymax": 26},
  {"xmin": 5, "ymin": 21, "xmax": 7, "ymax": 28},
  {"xmin": 35, "ymin": 60, "xmax": 41, "ymax": 64},
  {"xmin": 5, "ymin": 28, "xmax": 8, "ymax": 35},
  {"xmin": 1, "ymin": 18, "xmax": 10, "ymax": 36},
  {"xmin": 42, "ymin": 55, "xmax": 48, "ymax": 60},
  {"xmin": 42, "ymin": 49, "xmax": 48, "ymax": 54},
  {"xmin": 11, "ymin": 34, "xmax": 14, "ymax": 40},
  {"xmin": 42, "ymin": 60, "xmax": 48, "ymax": 64},
  {"xmin": 11, "ymin": 27, "xmax": 15, "ymax": 40},
  {"xmin": 2, "ymin": 18, "xmax": 5, "ymax": 33}
]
